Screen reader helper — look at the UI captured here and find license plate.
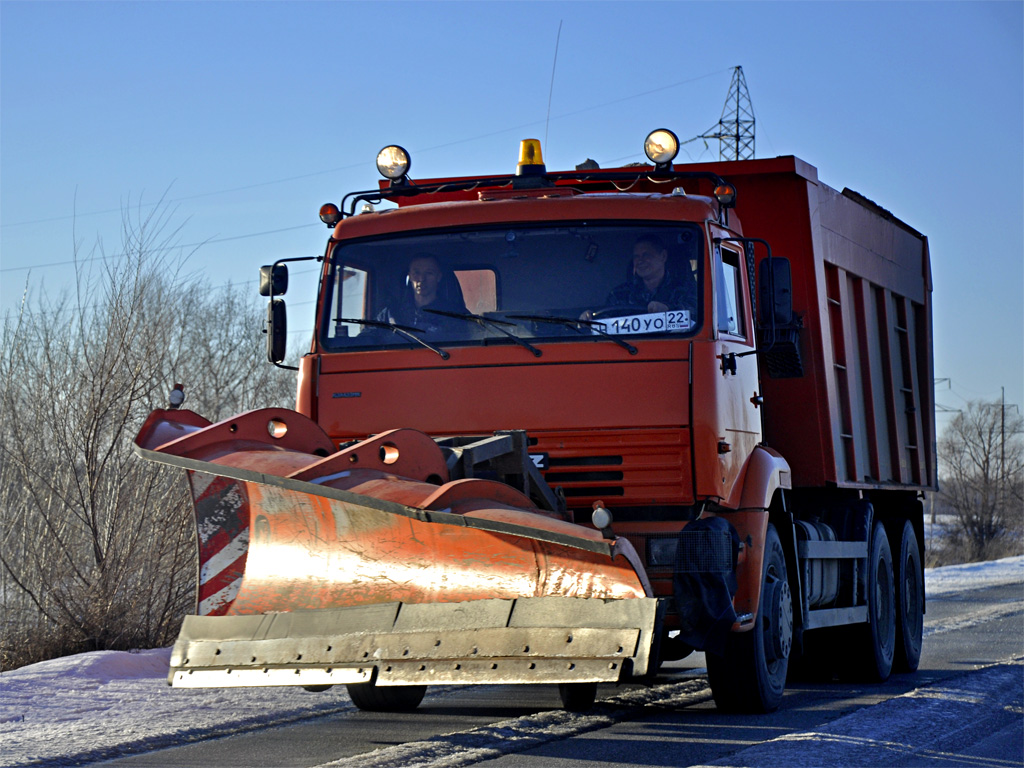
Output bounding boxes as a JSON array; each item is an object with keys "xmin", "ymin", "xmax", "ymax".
[{"xmin": 593, "ymin": 310, "xmax": 691, "ymax": 335}]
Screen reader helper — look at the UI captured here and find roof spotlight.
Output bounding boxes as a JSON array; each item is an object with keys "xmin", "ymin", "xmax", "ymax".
[
  {"xmin": 376, "ymin": 145, "xmax": 411, "ymax": 181},
  {"xmin": 644, "ymin": 129, "xmax": 680, "ymax": 169}
]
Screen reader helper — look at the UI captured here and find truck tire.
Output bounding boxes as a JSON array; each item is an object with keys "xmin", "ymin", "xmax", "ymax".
[
  {"xmin": 842, "ymin": 522, "xmax": 895, "ymax": 681},
  {"xmin": 558, "ymin": 682, "xmax": 598, "ymax": 712},
  {"xmin": 345, "ymin": 682, "xmax": 427, "ymax": 712},
  {"xmin": 892, "ymin": 519, "xmax": 924, "ymax": 672},
  {"xmin": 707, "ymin": 523, "xmax": 792, "ymax": 713}
]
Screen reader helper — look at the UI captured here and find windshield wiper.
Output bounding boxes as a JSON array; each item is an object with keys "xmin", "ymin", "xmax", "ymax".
[
  {"xmin": 424, "ymin": 309, "xmax": 542, "ymax": 358},
  {"xmin": 336, "ymin": 318, "xmax": 450, "ymax": 360},
  {"xmin": 507, "ymin": 315, "xmax": 638, "ymax": 356}
]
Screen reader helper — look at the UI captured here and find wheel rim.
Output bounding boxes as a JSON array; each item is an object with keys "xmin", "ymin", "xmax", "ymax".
[{"xmin": 763, "ymin": 569, "xmax": 793, "ymax": 664}]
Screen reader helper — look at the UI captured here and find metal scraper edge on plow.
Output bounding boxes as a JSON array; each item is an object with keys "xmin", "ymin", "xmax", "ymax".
[{"xmin": 169, "ymin": 597, "xmax": 659, "ymax": 688}]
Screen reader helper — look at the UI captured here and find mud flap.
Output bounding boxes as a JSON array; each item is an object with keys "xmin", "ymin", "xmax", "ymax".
[
  {"xmin": 169, "ymin": 596, "xmax": 660, "ymax": 689},
  {"xmin": 672, "ymin": 517, "xmax": 739, "ymax": 652}
]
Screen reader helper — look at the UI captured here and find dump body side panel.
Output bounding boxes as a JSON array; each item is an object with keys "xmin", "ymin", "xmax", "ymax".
[{"xmin": 686, "ymin": 157, "xmax": 935, "ymax": 490}]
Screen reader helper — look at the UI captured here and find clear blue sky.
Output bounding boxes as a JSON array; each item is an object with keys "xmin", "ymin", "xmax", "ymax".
[{"xmin": 2, "ymin": 1, "xmax": 1021, "ymax": 423}]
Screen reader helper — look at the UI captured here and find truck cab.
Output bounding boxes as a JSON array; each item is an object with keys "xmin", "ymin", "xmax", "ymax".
[{"xmin": 276, "ymin": 139, "xmax": 777, "ymax": 618}]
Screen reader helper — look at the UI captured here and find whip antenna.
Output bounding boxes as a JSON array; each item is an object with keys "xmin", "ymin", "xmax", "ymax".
[{"xmin": 544, "ymin": 20, "xmax": 563, "ymax": 149}]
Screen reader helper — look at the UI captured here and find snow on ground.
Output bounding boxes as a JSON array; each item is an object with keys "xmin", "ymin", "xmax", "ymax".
[
  {"xmin": 2, "ymin": 556, "xmax": 1022, "ymax": 768},
  {"xmin": 921, "ymin": 553, "xmax": 1024, "ymax": 596}
]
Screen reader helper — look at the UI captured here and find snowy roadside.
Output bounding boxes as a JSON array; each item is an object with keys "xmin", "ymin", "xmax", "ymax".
[
  {"xmin": 919, "ymin": 553, "xmax": 1024, "ymax": 596},
  {"xmin": 2, "ymin": 556, "xmax": 1022, "ymax": 768}
]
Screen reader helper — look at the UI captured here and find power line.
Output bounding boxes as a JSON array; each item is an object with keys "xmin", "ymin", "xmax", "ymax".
[
  {"xmin": 4, "ymin": 268, "xmax": 321, "ymax": 320},
  {"xmin": 2, "ymin": 67, "xmax": 739, "ymax": 278},
  {"xmin": 0, "ymin": 223, "xmax": 321, "ymax": 274},
  {"xmin": 1, "ymin": 68, "xmax": 733, "ymax": 232}
]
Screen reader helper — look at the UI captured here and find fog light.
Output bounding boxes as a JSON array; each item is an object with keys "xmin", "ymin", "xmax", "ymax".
[{"xmin": 591, "ymin": 504, "xmax": 613, "ymax": 530}]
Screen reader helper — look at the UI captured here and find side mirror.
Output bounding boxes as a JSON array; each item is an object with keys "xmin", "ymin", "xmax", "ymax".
[
  {"xmin": 265, "ymin": 299, "xmax": 287, "ymax": 364},
  {"xmin": 259, "ymin": 264, "xmax": 289, "ymax": 297},
  {"xmin": 758, "ymin": 257, "xmax": 793, "ymax": 327}
]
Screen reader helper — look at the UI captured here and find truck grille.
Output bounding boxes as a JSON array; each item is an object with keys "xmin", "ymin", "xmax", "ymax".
[{"xmin": 534, "ymin": 428, "xmax": 691, "ymax": 507}]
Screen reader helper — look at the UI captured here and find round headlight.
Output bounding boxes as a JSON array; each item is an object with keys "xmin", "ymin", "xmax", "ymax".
[
  {"xmin": 376, "ymin": 145, "xmax": 411, "ymax": 180},
  {"xmin": 644, "ymin": 129, "xmax": 679, "ymax": 167}
]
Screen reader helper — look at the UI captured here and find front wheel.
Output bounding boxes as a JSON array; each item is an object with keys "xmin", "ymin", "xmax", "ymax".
[
  {"xmin": 558, "ymin": 682, "xmax": 598, "ymax": 712},
  {"xmin": 707, "ymin": 523, "xmax": 792, "ymax": 713},
  {"xmin": 346, "ymin": 682, "xmax": 427, "ymax": 712}
]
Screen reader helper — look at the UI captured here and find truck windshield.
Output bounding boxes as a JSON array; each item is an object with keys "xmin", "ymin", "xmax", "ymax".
[{"xmin": 320, "ymin": 223, "xmax": 703, "ymax": 352}]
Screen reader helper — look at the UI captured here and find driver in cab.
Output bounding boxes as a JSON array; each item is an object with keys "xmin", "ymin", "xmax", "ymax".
[
  {"xmin": 581, "ymin": 235, "xmax": 695, "ymax": 321},
  {"xmin": 375, "ymin": 254, "xmax": 468, "ymax": 335}
]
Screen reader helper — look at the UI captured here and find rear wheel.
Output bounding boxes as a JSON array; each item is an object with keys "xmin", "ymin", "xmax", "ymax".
[
  {"xmin": 707, "ymin": 523, "xmax": 792, "ymax": 713},
  {"xmin": 558, "ymin": 682, "xmax": 598, "ymax": 712},
  {"xmin": 841, "ymin": 522, "xmax": 895, "ymax": 681},
  {"xmin": 345, "ymin": 682, "xmax": 427, "ymax": 712},
  {"xmin": 892, "ymin": 519, "xmax": 924, "ymax": 672}
]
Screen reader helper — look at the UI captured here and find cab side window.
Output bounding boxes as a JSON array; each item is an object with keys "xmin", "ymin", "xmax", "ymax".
[
  {"xmin": 328, "ymin": 264, "xmax": 368, "ymax": 340},
  {"xmin": 717, "ymin": 248, "xmax": 745, "ymax": 337}
]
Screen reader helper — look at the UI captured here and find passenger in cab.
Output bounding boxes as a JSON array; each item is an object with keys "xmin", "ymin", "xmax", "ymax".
[{"xmin": 581, "ymin": 235, "xmax": 696, "ymax": 320}]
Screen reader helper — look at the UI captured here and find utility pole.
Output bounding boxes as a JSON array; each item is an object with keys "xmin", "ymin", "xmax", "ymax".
[{"xmin": 1001, "ymin": 386, "xmax": 1005, "ymax": 488}]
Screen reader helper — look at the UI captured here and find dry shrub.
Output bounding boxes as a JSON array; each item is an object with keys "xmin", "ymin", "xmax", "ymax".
[{"xmin": 0, "ymin": 203, "xmax": 295, "ymax": 670}]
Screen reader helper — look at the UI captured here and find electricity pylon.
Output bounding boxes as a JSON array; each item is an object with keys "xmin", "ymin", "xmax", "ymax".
[{"xmin": 701, "ymin": 66, "xmax": 755, "ymax": 161}]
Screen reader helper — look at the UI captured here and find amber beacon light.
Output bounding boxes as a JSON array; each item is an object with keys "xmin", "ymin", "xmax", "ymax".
[{"xmin": 516, "ymin": 139, "xmax": 546, "ymax": 176}]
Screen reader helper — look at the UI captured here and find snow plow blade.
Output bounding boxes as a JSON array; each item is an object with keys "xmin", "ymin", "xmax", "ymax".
[
  {"xmin": 170, "ymin": 596, "xmax": 658, "ymax": 688},
  {"xmin": 133, "ymin": 406, "xmax": 659, "ymax": 690}
]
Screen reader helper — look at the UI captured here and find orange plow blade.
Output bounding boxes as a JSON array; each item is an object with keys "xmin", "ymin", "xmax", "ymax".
[{"xmin": 133, "ymin": 407, "xmax": 660, "ymax": 688}]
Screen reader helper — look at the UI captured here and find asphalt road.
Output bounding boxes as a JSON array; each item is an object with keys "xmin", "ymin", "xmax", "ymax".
[{"xmin": 96, "ymin": 581, "xmax": 1023, "ymax": 768}]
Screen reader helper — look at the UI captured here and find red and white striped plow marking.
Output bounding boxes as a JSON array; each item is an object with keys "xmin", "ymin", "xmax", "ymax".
[{"xmin": 188, "ymin": 471, "xmax": 250, "ymax": 616}]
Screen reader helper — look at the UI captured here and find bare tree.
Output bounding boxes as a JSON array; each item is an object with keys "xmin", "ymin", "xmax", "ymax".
[
  {"xmin": 0, "ymin": 203, "xmax": 295, "ymax": 670},
  {"xmin": 937, "ymin": 398, "xmax": 1024, "ymax": 563}
]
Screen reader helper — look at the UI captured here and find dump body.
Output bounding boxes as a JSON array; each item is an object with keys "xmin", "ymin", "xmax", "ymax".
[{"xmin": 679, "ymin": 157, "xmax": 935, "ymax": 491}]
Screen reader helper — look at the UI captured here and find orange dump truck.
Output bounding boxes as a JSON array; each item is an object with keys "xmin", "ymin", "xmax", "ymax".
[{"xmin": 134, "ymin": 131, "xmax": 934, "ymax": 713}]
